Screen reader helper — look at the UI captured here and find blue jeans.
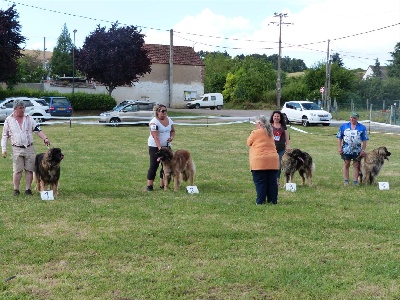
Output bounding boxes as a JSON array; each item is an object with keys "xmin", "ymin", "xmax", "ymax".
[
  {"xmin": 276, "ymin": 149, "xmax": 286, "ymax": 180},
  {"xmin": 251, "ymin": 170, "xmax": 278, "ymax": 205}
]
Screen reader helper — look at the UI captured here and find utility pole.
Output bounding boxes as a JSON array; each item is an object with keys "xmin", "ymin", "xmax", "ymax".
[
  {"xmin": 43, "ymin": 37, "xmax": 46, "ymax": 69},
  {"xmin": 271, "ymin": 13, "xmax": 293, "ymax": 108},
  {"xmin": 324, "ymin": 39, "xmax": 331, "ymax": 110},
  {"xmin": 169, "ymin": 29, "xmax": 173, "ymax": 108},
  {"xmin": 72, "ymin": 29, "xmax": 77, "ymax": 95}
]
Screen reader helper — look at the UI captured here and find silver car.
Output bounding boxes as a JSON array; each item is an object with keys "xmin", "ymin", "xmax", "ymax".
[
  {"xmin": 0, "ymin": 97, "xmax": 51, "ymax": 123},
  {"xmin": 99, "ymin": 101, "xmax": 155, "ymax": 126}
]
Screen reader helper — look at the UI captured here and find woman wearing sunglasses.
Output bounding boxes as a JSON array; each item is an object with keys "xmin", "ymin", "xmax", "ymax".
[{"xmin": 146, "ymin": 104, "xmax": 175, "ymax": 191}]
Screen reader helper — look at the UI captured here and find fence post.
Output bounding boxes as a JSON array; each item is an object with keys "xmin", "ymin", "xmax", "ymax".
[{"xmin": 369, "ymin": 104, "xmax": 372, "ymax": 134}]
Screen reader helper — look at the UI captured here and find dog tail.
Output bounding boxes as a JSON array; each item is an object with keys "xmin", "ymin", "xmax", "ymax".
[{"xmin": 311, "ymin": 162, "xmax": 316, "ymax": 175}]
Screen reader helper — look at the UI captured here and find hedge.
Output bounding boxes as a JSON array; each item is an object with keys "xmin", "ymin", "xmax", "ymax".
[{"xmin": 0, "ymin": 88, "xmax": 116, "ymax": 111}]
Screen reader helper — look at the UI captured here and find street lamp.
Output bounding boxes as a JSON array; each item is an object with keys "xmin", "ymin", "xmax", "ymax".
[{"xmin": 72, "ymin": 29, "xmax": 77, "ymax": 95}]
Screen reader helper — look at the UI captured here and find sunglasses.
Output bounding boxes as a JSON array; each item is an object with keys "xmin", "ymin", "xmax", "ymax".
[{"xmin": 159, "ymin": 109, "xmax": 167, "ymax": 113}]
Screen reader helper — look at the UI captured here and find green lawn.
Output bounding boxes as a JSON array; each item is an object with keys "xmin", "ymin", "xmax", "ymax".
[{"xmin": 0, "ymin": 121, "xmax": 399, "ymax": 299}]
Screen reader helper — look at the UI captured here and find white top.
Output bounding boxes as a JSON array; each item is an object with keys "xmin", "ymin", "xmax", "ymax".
[
  {"xmin": 1, "ymin": 113, "xmax": 39, "ymax": 151},
  {"xmin": 147, "ymin": 116, "xmax": 173, "ymax": 147}
]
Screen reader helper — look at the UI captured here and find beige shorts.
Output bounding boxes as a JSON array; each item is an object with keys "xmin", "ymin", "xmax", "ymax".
[{"xmin": 12, "ymin": 146, "xmax": 35, "ymax": 173}]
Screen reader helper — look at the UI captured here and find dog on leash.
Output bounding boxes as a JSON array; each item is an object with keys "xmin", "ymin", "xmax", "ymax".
[
  {"xmin": 155, "ymin": 147, "xmax": 196, "ymax": 192},
  {"xmin": 34, "ymin": 148, "xmax": 64, "ymax": 196},
  {"xmin": 281, "ymin": 148, "xmax": 315, "ymax": 186},
  {"xmin": 359, "ymin": 146, "xmax": 391, "ymax": 185}
]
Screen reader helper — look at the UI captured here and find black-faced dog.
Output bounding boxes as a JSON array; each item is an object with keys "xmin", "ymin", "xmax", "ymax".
[
  {"xmin": 281, "ymin": 148, "xmax": 315, "ymax": 186},
  {"xmin": 34, "ymin": 148, "xmax": 64, "ymax": 196},
  {"xmin": 155, "ymin": 147, "xmax": 195, "ymax": 192},
  {"xmin": 359, "ymin": 146, "xmax": 391, "ymax": 185}
]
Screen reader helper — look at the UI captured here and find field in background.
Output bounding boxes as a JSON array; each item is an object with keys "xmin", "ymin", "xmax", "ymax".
[{"xmin": 0, "ymin": 122, "xmax": 399, "ymax": 299}]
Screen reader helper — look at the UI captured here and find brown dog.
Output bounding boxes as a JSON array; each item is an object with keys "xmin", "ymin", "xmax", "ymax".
[
  {"xmin": 34, "ymin": 148, "xmax": 64, "ymax": 196},
  {"xmin": 281, "ymin": 148, "xmax": 315, "ymax": 186},
  {"xmin": 359, "ymin": 146, "xmax": 391, "ymax": 185},
  {"xmin": 155, "ymin": 147, "xmax": 196, "ymax": 192}
]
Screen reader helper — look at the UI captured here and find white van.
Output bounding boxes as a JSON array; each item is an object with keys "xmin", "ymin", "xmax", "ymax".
[{"xmin": 186, "ymin": 93, "xmax": 223, "ymax": 110}]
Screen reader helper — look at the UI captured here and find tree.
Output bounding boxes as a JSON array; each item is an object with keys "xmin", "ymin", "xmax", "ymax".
[
  {"xmin": 203, "ymin": 52, "xmax": 232, "ymax": 93},
  {"xmin": 222, "ymin": 56, "xmax": 276, "ymax": 104},
  {"xmin": 331, "ymin": 53, "xmax": 344, "ymax": 68},
  {"xmin": 0, "ymin": 5, "xmax": 26, "ymax": 85},
  {"xmin": 387, "ymin": 42, "xmax": 400, "ymax": 78},
  {"xmin": 15, "ymin": 50, "xmax": 47, "ymax": 83},
  {"xmin": 76, "ymin": 22, "xmax": 151, "ymax": 96},
  {"xmin": 50, "ymin": 24, "xmax": 74, "ymax": 78},
  {"xmin": 372, "ymin": 58, "xmax": 382, "ymax": 79}
]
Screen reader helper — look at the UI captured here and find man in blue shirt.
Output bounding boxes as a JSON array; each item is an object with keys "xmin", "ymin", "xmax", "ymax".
[{"xmin": 337, "ymin": 112, "xmax": 369, "ymax": 185}]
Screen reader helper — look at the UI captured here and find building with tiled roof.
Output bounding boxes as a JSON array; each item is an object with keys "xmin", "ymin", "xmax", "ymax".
[{"xmin": 27, "ymin": 44, "xmax": 205, "ymax": 106}]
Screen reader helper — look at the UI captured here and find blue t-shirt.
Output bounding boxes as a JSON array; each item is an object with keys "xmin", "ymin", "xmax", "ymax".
[{"xmin": 336, "ymin": 122, "xmax": 369, "ymax": 155}]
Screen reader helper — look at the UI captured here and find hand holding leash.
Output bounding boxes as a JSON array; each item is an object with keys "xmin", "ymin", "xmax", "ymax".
[{"xmin": 43, "ymin": 137, "xmax": 50, "ymax": 147}]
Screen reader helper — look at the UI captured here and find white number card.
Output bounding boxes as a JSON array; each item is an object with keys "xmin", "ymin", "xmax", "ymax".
[
  {"xmin": 41, "ymin": 190, "xmax": 54, "ymax": 200},
  {"xmin": 378, "ymin": 182, "xmax": 390, "ymax": 190},
  {"xmin": 285, "ymin": 183, "xmax": 297, "ymax": 192},
  {"xmin": 186, "ymin": 186, "xmax": 199, "ymax": 194}
]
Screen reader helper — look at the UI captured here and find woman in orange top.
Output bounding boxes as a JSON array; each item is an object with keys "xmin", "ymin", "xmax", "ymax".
[{"xmin": 247, "ymin": 115, "xmax": 279, "ymax": 205}]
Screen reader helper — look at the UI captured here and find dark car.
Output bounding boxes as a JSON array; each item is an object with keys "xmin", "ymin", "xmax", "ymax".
[{"xmin": 41, "ymin": 96, "xmax": 73, "ymax": 117}]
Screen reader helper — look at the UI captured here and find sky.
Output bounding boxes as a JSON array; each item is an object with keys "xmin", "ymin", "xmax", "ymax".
[{"xmin": 1, "ymin": 0, "xmax": 399, "ymax": 70}]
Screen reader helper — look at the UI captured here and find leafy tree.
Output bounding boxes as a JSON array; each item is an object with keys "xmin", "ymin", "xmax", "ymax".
[
  {"xmin": 50, "ymin": 24, "xmax": 74, "ymax": 78},
  {"xmin": 331, "ymin": 53, "xmax": 344, "ymax": 68},
  {"xmin": 281, "ymin": 75, "xmax": 308, "ymax": 101},
  {"xmin": 372, "ymin": 58, "xmax": 382, "ymax": 79},
  {"xmin": 383, "ymin": 77, "xmax": 400, "ymax": 100},
  {"xmin": 203, "ymin": 52, "xmax": 232, "ymax": 93},
  {"xmin": 76, "ymin": 22, "xmax": 151, "ymax": 96},
  {"xmin": 222, "ymin": 56, "xmax": 276, "ymax": 104},
  {"xmin": 387, "ymin": 42, "xmax": 400, "ymax": 78},
  {"xmin": 302, "ymin": 61, "xmax": 358, "ymax": 102},
  {"xmin": 15, "ymin": 50, "xmax": 47, "ymax": 83},
  {"xmin": 198, "ymin": 50, "xmax": 229, "ymax": 60},
  {"xmin": 0, "ymin": 5, "xmax": 25, "ymax": 85},
  {"xmin": 241, "ymin": 53, "xmax": 307, "ymax": 73}
]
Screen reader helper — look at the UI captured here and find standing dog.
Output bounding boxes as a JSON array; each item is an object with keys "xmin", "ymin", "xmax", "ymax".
[
  {"xmin": 359, "ymin": 146, "xmax": 391, "ymax": 185},
  {"xmin": 34, "ymin": 148, "xmax": 64, "ymax": 196},
  {"xmin": 281, "ymin": 148, "xmax": 315, "ymax": 186},
  {"xmin": 155, "ymin": 147, "xmax": 195, "ymax": 192}
]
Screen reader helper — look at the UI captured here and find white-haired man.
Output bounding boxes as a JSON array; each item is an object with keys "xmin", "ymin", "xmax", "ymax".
[{"xmin": 1, "ymin": 99, "xmax": 51, "ymax": 196}]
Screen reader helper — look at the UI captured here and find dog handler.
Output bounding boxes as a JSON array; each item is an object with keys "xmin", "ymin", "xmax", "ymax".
[
  {"xmin": 337, "ymin": 112, "xmax": 369, "ymax": 186},
  {"xmin": 146, "ymin": 104, "xmax": 175, "ymax": 191},
  {"xmin": 247, "ymin": 115, "xmax": 279, "ymax": 205},
  {"xmin": 1, "ymin": 99, "xmax": 51, "ymax": 196}
]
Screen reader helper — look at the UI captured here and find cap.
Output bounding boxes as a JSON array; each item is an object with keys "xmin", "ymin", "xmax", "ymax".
[
  {"xmin": 13, "ymin": 99, "xmax": 25, "ymax": 109},
  {"xmin": 350, "ymin": 112, "xmax": 359, "ymax": 118}
]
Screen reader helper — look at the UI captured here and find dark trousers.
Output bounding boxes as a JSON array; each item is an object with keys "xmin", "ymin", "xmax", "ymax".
[
  {"xmin": 251, "ymin": 170, "xmax": 278, "ymax": 205},
  {"xmin": 147, "ymin": 146, "xmax": 162, "ymax": 181},
  {"xmin": 276, "ymin": 149, "xmax": 285, "ymax": 180}
]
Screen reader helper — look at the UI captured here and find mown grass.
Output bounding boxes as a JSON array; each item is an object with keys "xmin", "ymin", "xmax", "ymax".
[{"xmin": 0, "ymin": 120, "xmax": 399, "ymax": 299}]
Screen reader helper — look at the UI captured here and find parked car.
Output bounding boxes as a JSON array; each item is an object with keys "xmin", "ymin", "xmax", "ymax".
[
  {"xmin": 99, "ymin": 101, "xmax": 155, "ymax": 126},
  {"xmin": 41, "ymin": 96, "xmax": 73, "ymax": 117},
  {"xmin": 186, "ymin": 93, "xmax": 223, "ymax": 110},
  {"xmin": 281, "ymin": 101, "xmax": 332, "ymax": 127},
  {"xmin": 0, "ymin": 97, "xmax": 51, "ymax": 123}
]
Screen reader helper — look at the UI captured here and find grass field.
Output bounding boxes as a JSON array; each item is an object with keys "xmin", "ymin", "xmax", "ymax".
[{"xmin": 0, "ymin": 120, "xmax": 399, "ymax": 299}]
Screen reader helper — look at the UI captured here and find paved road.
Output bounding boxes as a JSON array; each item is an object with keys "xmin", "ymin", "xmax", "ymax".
[{"xmin": 170, "ymin": 108, "xmax": 400, "ymax": 133}]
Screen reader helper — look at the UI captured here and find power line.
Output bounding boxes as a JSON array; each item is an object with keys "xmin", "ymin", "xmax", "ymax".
[
  {"xmin": 5, "ymin": 0, "xmax": 399, "ymax": 52},
  {"xmin": 3, "ymin": 0, "xmax": 399, "ymax": 64}
]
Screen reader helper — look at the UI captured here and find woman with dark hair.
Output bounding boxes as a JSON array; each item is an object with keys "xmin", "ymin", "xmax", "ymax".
[
  {"xmin": 269, "ymin": 110, "xmax": 290, "ymax": 186},
  {"xmin": 146, "ymin": 104, "xmax": 175, "ymax": 191}
]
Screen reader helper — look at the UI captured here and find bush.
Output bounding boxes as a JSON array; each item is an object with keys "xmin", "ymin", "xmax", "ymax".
[{"xmin": 0, "ymin": 88, "xmax": 116, "ymax": 111}]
